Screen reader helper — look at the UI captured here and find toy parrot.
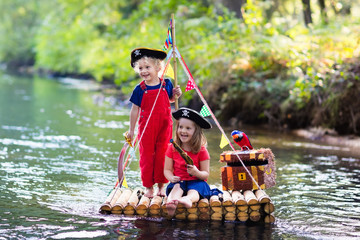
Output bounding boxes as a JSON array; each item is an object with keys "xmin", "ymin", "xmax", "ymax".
[{"xmin": 231, "ymin": 130, "xmax": 253, "ymax": 151}]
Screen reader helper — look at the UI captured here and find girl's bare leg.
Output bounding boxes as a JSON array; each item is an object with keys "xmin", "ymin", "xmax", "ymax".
[
  {"xmin": 178, "ymin": 189, "xmax": 200, "ymax": 208},
  {"xmin": 166, "ymin": 184, "xmax": 183, "ymax": 217}
]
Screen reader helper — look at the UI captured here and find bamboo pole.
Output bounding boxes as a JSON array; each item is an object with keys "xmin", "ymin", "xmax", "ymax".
[
  {"xmin": 123, "ymin": 187, "xmax": 142, "ymax": 215},
  {"xmin": 101, "ymin": 190, "xmax": 275, "ymax": 222},
  {"xmin": 149, "ymin": 195, "xmax": 163, "ymax": 215},
  {"xmin": 264, "ymin": 213, "xmax": 275, "ymax": 223},
  {"xmin": 136, "ymin": 195, "xmax": 151, "ymax": 215},
  {"xmin": 255, "ymin": 190, "xmax": 271, "ymax": 204},
  {"xmin": 198, "ymin": 198, "xmax": 210, "ymax": 213},
  {"xmin": 243, "ymin": 190, "xmax": 258, "ymax": 205},
  {"xmin": 171, "ymin": 13, "xmax": 178, "ymax": 110},
  {"xmin": 112, "ymin": 188, "xmax": 132, "ymax": 213},
  {"xmin": 100, "ymin": 188, "xmax": 122, "ymax": 212},
  {"xmin": 264, "ymin": 202, "xmax": 275, "ymax": 214},
  {"xmin": 237, "ymin": 211, "xmax": 249, "ymax": 222},
  {"xmin": 249, "ymin": 209, "xmax": 261, "ymax": 222}
]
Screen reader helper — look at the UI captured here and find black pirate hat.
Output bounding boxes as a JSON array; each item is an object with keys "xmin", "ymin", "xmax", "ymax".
[
  {"xmin": 130, "ymin": 47, "xmax": 167, "ymax": 67},
  {"xmin": 172, "ymin": 108, "xmax": 212, "ymax": 129}
]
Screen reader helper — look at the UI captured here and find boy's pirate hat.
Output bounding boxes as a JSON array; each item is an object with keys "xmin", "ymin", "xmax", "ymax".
[
  {"xmin": 172, "ymin": 108, "xmax": 212, "ymax": 129},
  {"xmin": 131, "ymin": 47, "xmax": 167, "ymax": 67}
]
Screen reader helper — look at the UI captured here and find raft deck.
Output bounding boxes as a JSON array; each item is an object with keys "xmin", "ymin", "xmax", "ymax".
[{"xmin": 100, "ymin": 187, "xmax": 275, "ymax": 223}]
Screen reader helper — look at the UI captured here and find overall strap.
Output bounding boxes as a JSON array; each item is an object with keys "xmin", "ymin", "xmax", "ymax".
[{"xmin": 140, "ymin": 81, "xmax": 147, "ymax": 92}]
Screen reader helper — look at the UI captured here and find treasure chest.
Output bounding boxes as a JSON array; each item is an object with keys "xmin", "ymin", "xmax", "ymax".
[
  {"xmin": 220, "ymin": 150, "xmax": 268, "ymax": 166},
  {"xmin": 220, "ymin": 148, "xmax": 276, "ymax": 191}
]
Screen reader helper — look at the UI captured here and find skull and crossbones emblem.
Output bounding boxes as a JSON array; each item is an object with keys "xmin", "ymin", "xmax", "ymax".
[
  {"xmin": 182, "ymin": 109, "xmax": 190, "ymax": 117},
  {"xmin": 134, "ymin": 50, "xmax": 141, "ymax": 56}
]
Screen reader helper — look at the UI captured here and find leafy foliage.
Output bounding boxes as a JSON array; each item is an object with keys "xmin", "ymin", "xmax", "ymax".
[{"xmin": 0, "ymin": 0, "xmax": 360, "ymax": 135}]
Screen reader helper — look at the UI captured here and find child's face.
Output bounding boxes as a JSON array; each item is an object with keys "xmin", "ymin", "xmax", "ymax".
[
  {"xmin": 177, "ymin": 118, "xmax": 196, "ymax": 144},
  {"xmin": 136, "ymin": 58, "xmax": 160, "ymax": 83}
]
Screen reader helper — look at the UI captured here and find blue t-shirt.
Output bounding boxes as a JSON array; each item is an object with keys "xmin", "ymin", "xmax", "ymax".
[{"xmin": 129, "ymin": 79, "xmax": 174, "ymax": 107}]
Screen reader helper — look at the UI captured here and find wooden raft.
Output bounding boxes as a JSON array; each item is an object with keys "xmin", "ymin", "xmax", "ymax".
[{"xmin": 99, "ymin": 187, "xmax": 275, "ymax": 223}]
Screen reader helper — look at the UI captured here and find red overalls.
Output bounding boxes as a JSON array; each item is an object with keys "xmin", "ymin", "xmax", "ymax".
[{"xmin": 138, "ymin": 80, "xmax": 172, "ymax": 187}]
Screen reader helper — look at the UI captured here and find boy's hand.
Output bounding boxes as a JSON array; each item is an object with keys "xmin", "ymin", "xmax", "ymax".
[
  {"xmin": 173, "ymin": 85, "xmax": 182, "ymax": 98},
  {"xmin": 126, "ymin": 130, "xmax": 134, "ymax": 142}
]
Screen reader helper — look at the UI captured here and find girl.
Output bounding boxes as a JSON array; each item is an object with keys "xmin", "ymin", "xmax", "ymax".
[
  {"xmin": 128, "ymin": 47, "xmax": 182, "ymax": 198},
  {"xmin": 164, "ymin": 107, "xmax": 212, "ymax": 217}
]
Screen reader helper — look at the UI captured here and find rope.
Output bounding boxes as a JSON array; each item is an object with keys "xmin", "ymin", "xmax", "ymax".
[{"xmin": 174, "ymin": 46, "xmax": 263, "ymax": 191}]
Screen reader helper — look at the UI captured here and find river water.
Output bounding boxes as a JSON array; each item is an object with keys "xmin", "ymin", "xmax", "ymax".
[{"xmin": 0, "ymin": 72, "xmax": 359, "ymax": 240}]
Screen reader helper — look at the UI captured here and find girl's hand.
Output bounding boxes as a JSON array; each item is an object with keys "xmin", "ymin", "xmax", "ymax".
[
  {"xmin": 186, "ymin": 164, "xmax": 199, "ymax": 177},
  {"xmin": 173, "ymin": 85, "xmax": 182, "ymax": 98},
  {"xmin": 170, "ymin": 175, "xmax": 181, "ymax": 183}
]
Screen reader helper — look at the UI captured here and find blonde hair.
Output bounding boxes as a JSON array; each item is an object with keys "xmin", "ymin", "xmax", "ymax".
[
  {"xmin": 174, "ymin": 120, "xmax": 208, "ymax": 154},
  {"xmin": 133, "ymin": 56, "xmax": 165, "ymax": 76}
]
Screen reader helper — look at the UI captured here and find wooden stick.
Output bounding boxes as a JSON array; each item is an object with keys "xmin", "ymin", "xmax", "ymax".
[
  {"xmin": 249, "ymin": 210, "xmax": 261, "ymax": 222},
  {"xmin": 264, "ymin": 202, "xmax": 275, "ymax": 214},
  {"xmin": 149, "ymin": 196, "xmax": 162, "ymax": 215},
  {"xmin": 210, "ymin": 195, "xmax": 222, "ymax": 207},
  {"xmin": 255, "ymin": 190, "xmax": 271, "ymax": 204},
  {"xmin": 222, "ymin": 191, "xmax": 233, "ymax": 206},
  {"xmin": 224, "ymin": 212, "xmax": 236, "ymax": 221},
  {"xmin": 198, "ymin": 198, "xmax": 209, "ymax": 213},
  {"xmin": 171, "ymin": 13, "xmax": 178, "ymax": 110},
  {"xmin": 112, "ymin": 188, "xmax": 132, "ymax": 212},
  {"xmin": 264, "ymin": 214, "xmax": 275, "ymax": 223},
  {"xmin": 123, "ymin": 187, "xmax": 142, "ymax": 215},
  {"xmin": 232, "ymin": 191, "xmax": 246, "ymax": 206},
  {"xmin": 100, "ymin": 188, "xmax": 122, "ymax": 212},
  {"xmin": 237, "ymin": 211, "xmax": 249, "ymax": 222},
  {"xmin": 243, "ymin": 190, "xmax": 258, "ymax": 205},
  {"xmin": 136, "ymin": 195, "xmax": 150, "ymax": 215}
]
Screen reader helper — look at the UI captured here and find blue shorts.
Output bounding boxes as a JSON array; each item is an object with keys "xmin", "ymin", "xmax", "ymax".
[{"xmin": 166, "ymin": 180, "xmax": 211, "ymax": 199}]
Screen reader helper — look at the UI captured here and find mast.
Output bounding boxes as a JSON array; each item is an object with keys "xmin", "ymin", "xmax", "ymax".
[{"xmin": 171, "ymin": 13, "xmax": 178, "ymax": 110}]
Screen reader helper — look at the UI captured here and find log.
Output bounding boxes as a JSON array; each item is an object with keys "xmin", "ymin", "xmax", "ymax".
[
  {"xmin": 175, "ymin": 212, "xmax": 187, "ymax": 220},
  {"xmin": 249, "ymin": 204, "xmax": 261, "ymax": 211},
  {"xmin": 112, "ymin": 188, "xmax": 132, "ymax": 212},
  {"xmin": 224, "ymin": 212, "xmax": 236, "ymax": 221},
  {"xmin": 211, "ymin": 206, "xmax": 222, "ymax": 213},
  {"xmin": 149, "ymin": 196, "xmax": 163, "ymax": 215},
  {"xmin": 176, "ymin": 203, "xmax": 186, "ymax": 214},
  {"xmin": 111, "ymin": 210, "xmax": 122, "ymax": 215},
  {"xmin": 237, "ymin": 205, "xmax": 248, "ymax": 212},
  {"xmin": 161, "ymin": 197, "xmax": 168, "ymax": 217},
  {"xmin": 249, "ymin": 210, "xmax": 261, "ymax": 222},
  {"xmin": 100, "ymin": 188, "xmax": 122, "ymax": 212},
  {"xmin": 243, "ymin": 190, "xmax": 258, "ymax": 205},
  {"xmin": 255, "ymin": 190, "xmax": 270, "ymax": 204},
  {"xmin": 124, "ymin": 187, "xmax": 143, "ymax": 215},
  {"xmin": 210, "ymin": 211, "xmax": 223, "ymax": 221},
  {"xmin": 222, "ymin": 191, "xmax": 233, "ymax": 207},
  {"xmin": 188, "ymin": 213, "xmax": 198, "ymax": 221},
  {"xmin": 210, "ymin": 195, "xmax": 222, "ymax": 207},
  {"xmin": 187, "ymin": 202, "xmax": 198, "ymax": 214},
  {"xmin": 264, "ymin": 214, "xmax": 275, "ymax": 223},
  {"xmin": 198, "ymin": 198, "xmax": 209, "ymax": 213},
  {"xmin": 264, "ymin": 202, "xmax": 275, "ymax": 214},
  {"xmin": 237, "ymin": 211, "xmax": 249, "ymax": 222},
  {"xmin": 232, "ymin": 191, "xmax": 246, "ymax": 206},
  {"xmin": 199, "ymin": 212, "xmax": 210, "ymax": 220},
  {"xmin": 136, "ymin": 195, "xmax": 150, "ymax": 215}
]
